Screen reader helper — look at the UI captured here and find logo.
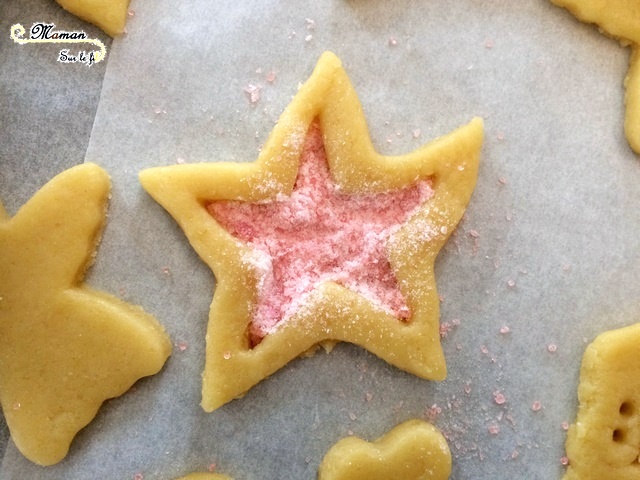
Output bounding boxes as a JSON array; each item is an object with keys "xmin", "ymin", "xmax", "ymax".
[{"xmin": 10, "ymin": 22, "xmax": 107, "ymax": 66}]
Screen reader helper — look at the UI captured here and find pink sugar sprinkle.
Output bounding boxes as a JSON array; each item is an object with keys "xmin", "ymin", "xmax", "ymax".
[
  {"xmin": 389, "ymin": 37, "xmax": 398, "ymax": 46},
  {"xmin": 498, "ymin": 176, "xmax": 507, "ymax": 185},
  {"xmin": 561, "ymin": 456, "xmax": 569, "ymax": 466},
  {"xmin": 208, "ymin": 463, "xmax": 217, "ymax": 472},
  {"xmin": 134, "ymin": 474, "xmax": 143, "ymax": 480},
  {"xmin": 209, "ymin": 122, "xmax": 433, "ymax": 342},
  {"xmin": 532, "ymin": 401, "xmax": 542, "ymax": 412},
  {"xmin": 500, "ymin": 326, "xmax": 510, "ymax": 334},
  {"xmin": 440, "ymin": 322, "xmax": 453, "ymax": 338},
  {"xmin": 488, "ymin": 424, "xmax": 500, "ymax": 435},
  {"xmin": 266, "ymin": 71, "xmax": 277, "ymax": 83},
  {"xmin": 127, "ymin": 10, "xmax": 135, "ymax": 16},
  {"xmin": 497, "ymin": 132, "xmax": 505, "ymax": 141},
  {"xmin": 493, "ymin": 391, "xmax": 506, "ymax": 405},
  {"xmin": 177, "ymin": 342, "xmax": 187, "ymax": 352},
  {"xmin": 562, "ymin": 421, "xmax": 569, "ymax": 430},
  {"xmin": 426, "ymin": 404, "xmax": 442, "ymax": 422},
  {"xmin": 481, "ymin": 345, "xmax": 489, "ymax": 354},
  {"xmin": 548, "ymin": 344, "xmax": 557, "ymax": 353},
  {"xmin": 507, "ymin": 279, "xmax": 516, "ymax": 288},
  {"xmin": 412, "ymin": 129, "xmax": 421, "ymax": 139},
  {"xmin": 243, "ymin": 84, "xmax": 261, "ymax": 103}
]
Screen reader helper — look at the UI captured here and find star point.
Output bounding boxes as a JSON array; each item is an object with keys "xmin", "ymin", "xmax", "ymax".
[{"xmin": 140, "ymin": 51, "xmax": 483, "ymax": 412}]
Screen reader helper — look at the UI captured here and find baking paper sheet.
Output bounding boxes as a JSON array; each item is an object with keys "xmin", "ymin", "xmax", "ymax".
[{"xmin": 2, "ymin": 0, "xmax": 640, "ymax": 478}]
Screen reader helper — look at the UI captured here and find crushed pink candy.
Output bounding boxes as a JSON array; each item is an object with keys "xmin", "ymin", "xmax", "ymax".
[{"xmin": 208, "ymin": 122, "xmax": 433, "ymax": 344}]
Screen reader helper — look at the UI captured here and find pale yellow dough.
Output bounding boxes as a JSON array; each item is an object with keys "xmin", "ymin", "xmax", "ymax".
[
  {"xmin": 55, "ymin": 0, "xmax": 130, "ymax": 37},
  {"xmin": 318, "ymin": 420, "xmax": 451, "ymax": 480},
  {"xmin": 550, "ymin": 0, "xmax": 640, "ymax": 154},
  {"xmin": 140, "ymin": 51, "xmax": 483, "ymax": 412},
  {"xmin": 0, "ymin": 163, "xmax": 171, "ymax": 466},
  {"xmin": 175, "ymin": 473, "xmax": 232, "ymax": 480},
  {"xmin": 564, "ymin": 323, "xmax": 640, "ymax": 479}
]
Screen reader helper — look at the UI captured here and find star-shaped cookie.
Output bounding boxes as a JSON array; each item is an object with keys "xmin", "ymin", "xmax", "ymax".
[
  {"xmin": 140, "ymin": 51, "xmax": 483, "ymax": 412},
  {"xmin": 550, "ymin": 0, "xmax": 640, "ymax": 154},
  {"xmin": 0, "ymin": 163, "xmax": 171, "ymax": 465}
]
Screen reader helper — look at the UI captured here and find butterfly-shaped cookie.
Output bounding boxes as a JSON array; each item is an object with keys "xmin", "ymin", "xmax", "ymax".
[{"xmin": 0, "ymin": 163, "xmax": 171, "ymax": 465}]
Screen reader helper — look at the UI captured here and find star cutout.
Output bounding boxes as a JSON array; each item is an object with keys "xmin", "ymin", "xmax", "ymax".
[
  {"xmin": 208, "ymin": 122, "xmax": 434, "ymax": 346},
  {"xmin": 318, "ymin": 420, "xmax": 451, "ymax": 480},
  {"xmin": 550, "ymin": 0, "xmax": 640, "ymax": 154},
  {"xmin": 0, "ymin": 163, "xmax": 171, "ymax": 465},
  {"xmin": 140, "ymin": 51, "xmax": 483, "ymax": 412}
]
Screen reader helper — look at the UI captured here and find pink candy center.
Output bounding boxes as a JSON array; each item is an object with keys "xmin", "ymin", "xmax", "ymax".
[{"xmin": 208, "ymin": 123, "xmax": 433, "ymax": 344}]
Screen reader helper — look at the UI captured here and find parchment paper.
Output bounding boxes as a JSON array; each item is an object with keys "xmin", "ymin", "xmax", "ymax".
[
  {"xmin": 0, "ymin": 0, "xmax": 110, "ymax": 468},
  {"xmin": 2, "ymin": 0, "xmax": 640, "ymax": 479}
]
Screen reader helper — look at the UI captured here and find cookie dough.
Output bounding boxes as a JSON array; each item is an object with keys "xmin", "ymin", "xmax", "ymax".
[
  {"xmin": 55, "ymin": 0, "xmax": 130, "ymax": 37},
  {"xmin": 0, "ymin": 163, "xmax": 171, "ymax": 465},
  {"xmin": 318, "ymin": 420, "xmax": 451, "ymax": 480},
  {"xmin": 564, "ymin": 323, "xmax": 640, "ymax": 479},
  {"xmin": 550, "ymin": 0, "xmax": 640, "ymax": 154},
  {"xmin": 175, "ymin": 473, "xmax": 232, "ymax": 480},
  {"xmin": 140, "ymin": 51, "xmax": 483, "ymax": 412}
]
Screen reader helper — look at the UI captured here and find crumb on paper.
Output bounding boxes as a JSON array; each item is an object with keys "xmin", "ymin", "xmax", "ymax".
[
  {"xmin": 493, "ymin": 391, "xmax": 506, "ymax": 405},
  {"xmin": 244, "ymin": 84, "xmax": 262, "ymax": 103}
]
